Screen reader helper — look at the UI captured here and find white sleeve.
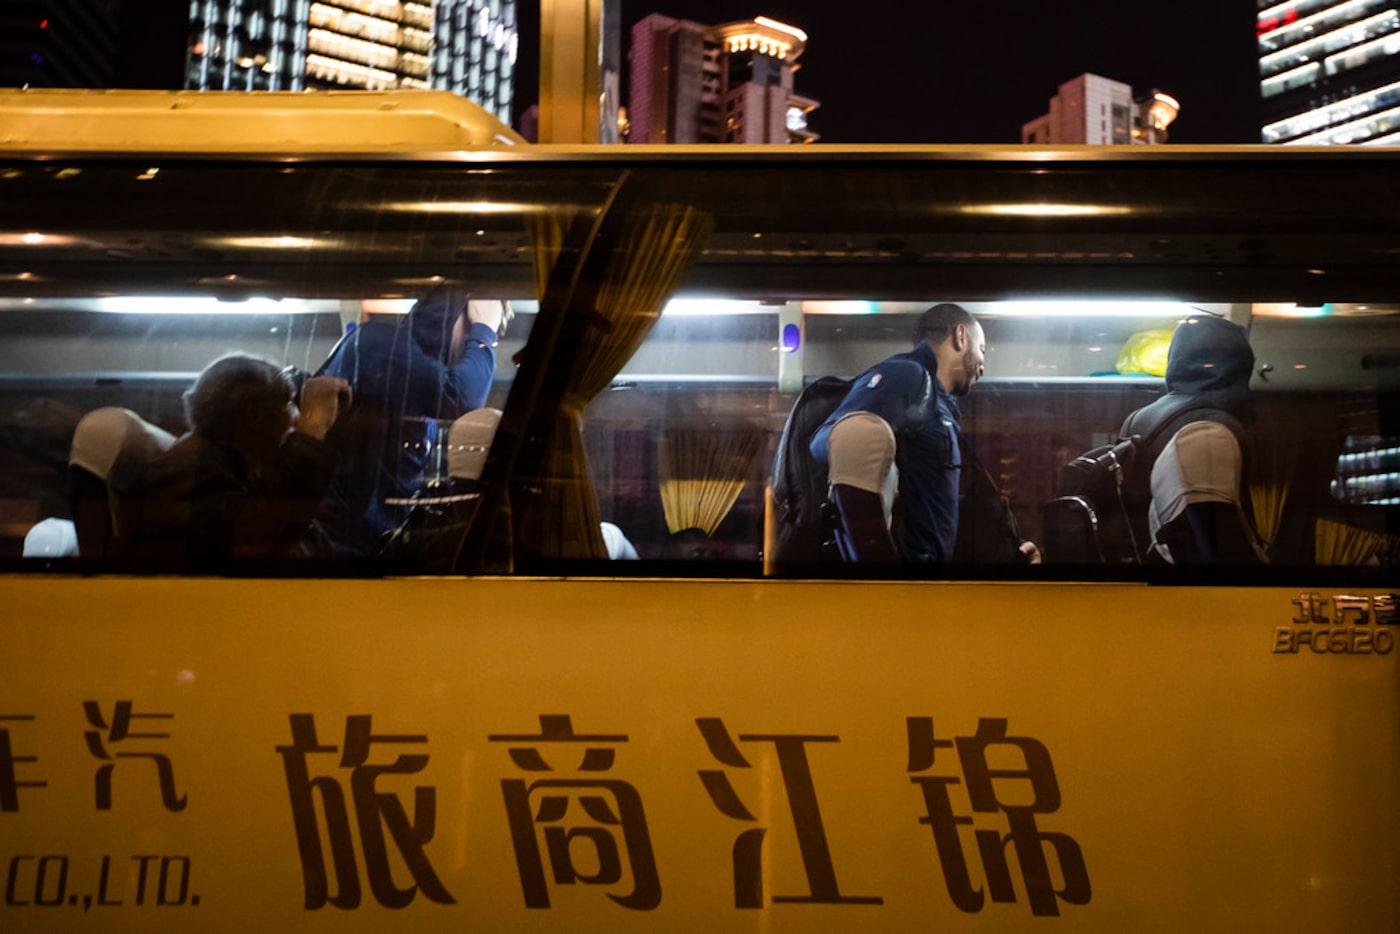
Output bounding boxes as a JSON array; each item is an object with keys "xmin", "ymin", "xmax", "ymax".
[
  {"xmin": 1148, "ymin": 420, "xmax": 1243, "ymax": 539},
  {"xmin": 828, "ymin": 412, "xmax": 899, "ymax": 522},
  {"xmin": 600, "ymin": 521, "xmax": 639, "ymax": 560}
]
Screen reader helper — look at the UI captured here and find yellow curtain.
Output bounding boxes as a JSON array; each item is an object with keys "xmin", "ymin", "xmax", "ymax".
[
  {"xmin": 1248, "ymin": 432, "xmax": 1298, "ymax": 549},
  {"xmin": 1314, "ymin": 518, "xmax": 1389, "ymax": 565},
  {"xmin": 526, "ymin": 213, "xmax": 571, "ymax": 304},
  {"xmin": 658, "ymin": 428, "xmax": 767, "ymax": 536},
  {"xmin": 519, "ymin": 203, "xmax": 715, "ymax": 560}
]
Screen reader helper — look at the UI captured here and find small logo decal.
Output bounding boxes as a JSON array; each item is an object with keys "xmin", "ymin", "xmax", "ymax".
[
  {"xmin": 1275, "ymin": 593, "xmax": 1397, "ymax": 655},
  {"xmin": 867, "ymin": 374, "xmax": 883, "ymax": 389}
]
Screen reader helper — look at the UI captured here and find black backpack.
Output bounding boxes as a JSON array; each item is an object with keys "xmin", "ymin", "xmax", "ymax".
[
  {"xmin": 766, "ymin": 376, "xmax": 855, "ymax": 571},
  {"xmin": 1042, "ymin": 396, "xmax": 1244, "ymax": 564}
]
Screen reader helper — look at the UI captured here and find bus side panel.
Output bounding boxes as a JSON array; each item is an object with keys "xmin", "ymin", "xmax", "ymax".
[{"xmin": 1, "ymin": 578, "xmax": 1395, "ymax": 932}]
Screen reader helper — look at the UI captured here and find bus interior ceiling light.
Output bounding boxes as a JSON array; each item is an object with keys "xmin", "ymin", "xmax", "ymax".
[
  {"xmin": 801, "ymin": 301, "xmax": 878, "ymax": 315},
  {"xmin": 90, "ymin": 296, "xmax": 321, "ymax": 315},
  {"xmin": 986, "ymin": 301, "xmax": 1205, "ymax": 318},
  {"xmin": 662, "ymin": 299, "xmax": 773, "ymax": 316},
  {"xmin": 3, "ymin": 232, "xmax": 80, "ymax": 246},
  {"xmin": 213, "ymin": 236, "xmax": 337, "ymax": 250},
  {"xmin": 1254, "ymin": 302, "xmax": 1333, "ymax": 318},
  {"xmin": 960, "ymin": 204, "xmax": 1132, "ymax": 217},
  {"xmin": 362, "ymin": 298, "xmax": 416, "ymax": 315},
  {"xmin": 379, "ymin": 201, "xmax": 534, "ymax": 214}
]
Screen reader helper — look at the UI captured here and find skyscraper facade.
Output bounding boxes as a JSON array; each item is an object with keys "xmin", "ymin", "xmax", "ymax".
[
  {"xmin": 1021, "ymin": 74, "xmax": 1179, "ymax": 145},
  {"xmin": 626, "ymin": 14, "xmax": 818, "ymax": 144},
  {"xmin": 1258, "ymin": 0, "xmax": 1400, "ymax": 144},
  {"xmin": 185, "ymin": 0, "xmax": 518, "ymax": 123}
]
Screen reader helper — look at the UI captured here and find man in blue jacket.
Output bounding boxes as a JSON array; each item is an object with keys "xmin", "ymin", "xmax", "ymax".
[
  {"xmin": 315, "ymin": 288, "xmax": 505, "ymax": 558},
  {"xmin": 811, "ymin": 303, "xmax": 1035, "ymax": 564}
]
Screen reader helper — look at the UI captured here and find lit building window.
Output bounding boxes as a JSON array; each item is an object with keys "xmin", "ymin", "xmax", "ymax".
[{"xmin": 185, "ymin": 0, "xmax": 517, "ymax": 120}]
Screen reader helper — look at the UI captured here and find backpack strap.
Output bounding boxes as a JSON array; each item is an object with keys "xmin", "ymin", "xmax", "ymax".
[
  {"xmin": 1119, "ymin": 395, "xmax": 1245, "ymax": 490},
  {"xmin": 956, "ymin": 436, "xmax": 1027, "ymax": 563}
]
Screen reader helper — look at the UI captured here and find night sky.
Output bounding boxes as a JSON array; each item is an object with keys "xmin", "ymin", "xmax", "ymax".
[{"xmin": 520, "ymin": 1, "xmax": 1263, "ymax": 144}]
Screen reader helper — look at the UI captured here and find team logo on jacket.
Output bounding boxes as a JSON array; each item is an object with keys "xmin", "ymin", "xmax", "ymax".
[{"xmin": 867, "ymin": 374, "xmax": 882, "ymax": 388}]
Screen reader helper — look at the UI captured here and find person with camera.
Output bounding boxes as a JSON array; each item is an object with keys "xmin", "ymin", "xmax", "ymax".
[{"xmin": 314, "ymin": 287, "xmax": 509, "ymax": 558}]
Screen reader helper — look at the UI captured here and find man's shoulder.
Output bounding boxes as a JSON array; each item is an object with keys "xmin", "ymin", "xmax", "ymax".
[
  {"xmin": 138, "ymin": 435, "xmax": 236, "ymax": 498},
  {"xmin": 1123, "ymin": 393, "xmax": 1241, "ymax": 440},
  {"xmin": 856, "ymin": 354, "xmax": 930, "ymax": 395},
  {"xmin": 1166, "ymin": 419, "xmax": 1242, "ymax": 454},
  {"xmin": 335, "ymin": 321, "xmax": 399, "ymax": 358}
]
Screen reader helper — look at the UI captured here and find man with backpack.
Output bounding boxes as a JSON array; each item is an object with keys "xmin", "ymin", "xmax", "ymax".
[
  {"xmin": 803, "ymin": 303, "xmax": 1038, "ymax": 564},
  {"xmin": 1118, "ymin": 314, "xmax": 1268, "ymax": 564}
]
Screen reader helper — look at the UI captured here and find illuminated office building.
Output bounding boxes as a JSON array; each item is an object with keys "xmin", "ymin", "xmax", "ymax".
[
  {"xmin": 185, "ymin": 0, "xmax": 518, "ymax": 123},
  {"xmin": 1258, "ymin": 0, "xmax": 1400, "ymax": 144},
  {"xmin": 627, "ymin": 14, "xmax": 819, "ymax": 144},
  {"xmin": 1021, "ymin": 73, "xmax": 1180, "ymax": 144}
]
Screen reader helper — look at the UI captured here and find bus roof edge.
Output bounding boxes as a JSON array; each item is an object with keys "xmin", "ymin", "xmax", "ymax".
[{"xmin": 0, "ymin": 88, "xmax": 526, "ymax": 154}]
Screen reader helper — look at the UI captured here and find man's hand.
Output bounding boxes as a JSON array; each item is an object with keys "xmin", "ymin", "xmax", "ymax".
[
  {"xmin": 295, "ymin": 376, "xmax": 352, "ymax": 441},
  {"xmin": 1018, "ymin": 540, "xmax": 1042, "ymax": 564},
  {"xmin": 466, "ymin": 299, "xmax": 505, "ymax": 335}
]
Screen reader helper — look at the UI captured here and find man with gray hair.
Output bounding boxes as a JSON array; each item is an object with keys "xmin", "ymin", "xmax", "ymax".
[{"xmin": 132, "ymin": 353, "xmax": 351, "ymax": 568}]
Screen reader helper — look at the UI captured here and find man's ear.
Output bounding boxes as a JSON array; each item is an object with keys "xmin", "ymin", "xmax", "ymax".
[{"xmin": 949, "ymin": 322, "xmax": 967, "ymax": 351}]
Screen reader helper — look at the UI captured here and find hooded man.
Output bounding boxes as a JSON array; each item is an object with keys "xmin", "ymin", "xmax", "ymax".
[
  {"xmin": 315, "ymin": 287, "xmax": 506, "ymax": 558},
  {"xmin": 1119, "ymin": 314, "xmax": 1267, "ymax": 564}
]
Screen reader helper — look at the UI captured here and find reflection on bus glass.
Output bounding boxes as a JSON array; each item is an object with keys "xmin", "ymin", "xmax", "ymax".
[{"xmin": 1, "ymin": 141, "xmax": 1398, "ymax": 583}]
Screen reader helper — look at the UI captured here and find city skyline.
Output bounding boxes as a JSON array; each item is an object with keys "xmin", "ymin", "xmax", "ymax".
[
  {"xmin": 12, "ymin": 1, "xmax": 1263, "ymax": 143},
  {"xmin": 594, "ymin": 1, "xmax": 1262, "ymax": 144}
]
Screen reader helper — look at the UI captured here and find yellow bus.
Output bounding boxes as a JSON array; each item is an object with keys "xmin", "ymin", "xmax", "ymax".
[{"xmin": 1, "ymin": 89, "xmax": 1397, "ymax": 932}]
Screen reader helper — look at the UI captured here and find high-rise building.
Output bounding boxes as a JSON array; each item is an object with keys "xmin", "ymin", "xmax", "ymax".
[
  {"xmin": 1021, "ymin": 74, "xmax": 1180, "ymax": 145},
  {"xmin": 4, "ymin": 2, "xmax": 519, "ymax": 124},
  {"xmin": 1257, "ymin": 0, "xmax": 1400, "ymax": 144},
  {"xmin": 184, "ymin": 1, "xmax": 519, "ymax": 125},
  {"xmin": 626, "ymin": 14, "xmax": 818, "ymax": 144}
]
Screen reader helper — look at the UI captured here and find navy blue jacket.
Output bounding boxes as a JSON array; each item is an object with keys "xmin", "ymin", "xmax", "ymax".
[
  {"xmin": 810, "ymin": 342, "xmax": 962, "ymax": 562},
  {"xmin": 316, "ymin": 313, "xmax": 496, "ymax": 557}
]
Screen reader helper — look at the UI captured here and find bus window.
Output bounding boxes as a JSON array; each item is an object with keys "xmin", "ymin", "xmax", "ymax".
[
  {"xmin": 462, "ymin": 154, "xmax": 1400, "ymax": 581},
  {"xmin": 3, "ymin": 129, "xmax": 1399, "ymax": 581}
]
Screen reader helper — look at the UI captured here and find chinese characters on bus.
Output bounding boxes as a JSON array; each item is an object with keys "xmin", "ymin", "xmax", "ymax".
[
  {"xmin": 488, "ymin": 715, "xmax": 660, "ymax": 910},
  {"xmin": 3, "ymin": 702, "xmax": 195, "ymax": 909},
  {"xmin": 4, "ymin": 706, "xmax": 1092, "ymax": 918},
  {"xmin": 907, "ymin": 717, "xmax": 1090, "ymax": 916},
  {"xmin": 277, "ymin": 714, "xmax": 455, "ymax": 910},
  {"xmin": 282, "ymin": 713, "xmax": 1091, "ymax": 917},
  {"xmin": 3, "ymin": 702, "xmax": 186, "ymax": 814}
]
